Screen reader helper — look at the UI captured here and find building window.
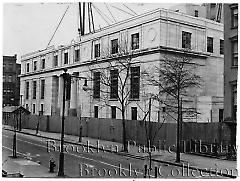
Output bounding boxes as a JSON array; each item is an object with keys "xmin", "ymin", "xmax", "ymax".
[
  {"xmin": 182, "ymin": 31, "xmax": 191, "ymax": 49},
  {"xmin": 110, "ymin": 69, "xmax": 118, "ymax": 99},
  {"xmin": 33, "ymin": 81, "xmax": 37, "ymax": 99},
  {"xmin": 232, "ymin": 84, "xmax": 237, "ymax": 120},
  {"xmin": 41, "ymin": 79, "xmax": 45, "ymax": 99},
  {"xmin": 26, "ymin": 63, "xmax": 30, "ymax": 73},
  {"xmin": 94, "ymin": 106, "xmax": 98, "ymax": 118},
  {"xmin": 8, "ymin": 75, "xmax": 12, "ymax": 82},
  {"xmin": 26, "ymin": 104, "xmax": 29, "ymax": 111},
  {"xmin": 94, "ymin": 44, "xmax": 100, "ymax": 58},
  {"xmin": 41, "ymin": 59, "xmax": 45, "ymax": 69},
  {"xmin": 9, "ymin": 63, "xmax": 13, "ymax": 71},
  {"xmin": 33, "ymin": 104, "xmax": 36, "ymax": 114},
  {"xmin": 220, "ymin": 39, "xmax": 224, "ymax": 55},
  {"xmin": 131, "ymin": 33, "xmax": 139, "ymax": 50},
  {"xmin": 34, "ymin": 61, "xmax": 37, "ymax": 71},
  {"xmin": 54, "ymin": 55, "xmax": 58, "ymax": 67},
  {"xmin": 3, "ymin": 63, "xmax": 6, "ymax": 71},
  {"xmin": 207, "ymin": 37, "xmax": 213, "ymax": 53},
  {"xmin": 111, "ymin": 106, "xmax": 116, "ymax": 119},
  {"xmin": 231, "ymin": 6, "xmax": 238, "ymax": 28},
  {"xmin": 232, "ymin": 40, "xmax": 238, "ymax": 66},
  {"xmin": 111, "ymin": 39, "xmax": 118, "ymax": 54},
  {"xmin": 3, "ymin": 75, "xmax": 6, "ymax": 82},
  {"xmin": 131, "ymin": 107, "xmax": 137, "ymax": 120},
  {"xmin": 130, "ymin": 66, "xmax": 140, "ymax": 99},
  {"xmin": 64, "ymin": 52, "xmax": 68, "ymax": 64},
  {"xmin": 75, "ymin": 49, "xmax": 80, "ymax": 62},
  {"xmin": 93, "ymin": 72, "xmax": 100, "ymax": 98},
  {"xmin": 26, "ymin": 82, "xmax": 29, "ymax": 99},
  {"xmin": 41, "ymin": 104, "xmax": 44, "ymax": 113},
  {"xmin": 219, "ymin": 109, "xmax": 223, "ymax": 122},
  {"xmin": 194, "ymin": 10, "xmax": 198, "ymax": 17}
]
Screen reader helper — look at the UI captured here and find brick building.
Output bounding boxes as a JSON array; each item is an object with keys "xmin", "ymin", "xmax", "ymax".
[
  {"xmin": 223, "ymin": 4, "xmax": 238, "ymax": 144},
  {"xmin": 3, "ymin": 55, "xmax": 21, "ymax": 107},
  {"xmin": 20, "ymin": 8, "xmax": 224, "ymax": 122}
]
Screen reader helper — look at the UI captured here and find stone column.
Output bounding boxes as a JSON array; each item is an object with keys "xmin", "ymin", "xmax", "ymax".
[{"xmin": 69, "ymin": 74, "xmax": 77, "ymax": 116}]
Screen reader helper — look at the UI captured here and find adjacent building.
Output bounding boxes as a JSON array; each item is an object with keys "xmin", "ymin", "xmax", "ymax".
[
  {"xmin": 223, "ymin": 4, "xmax": 238, "ymax": 144},
  {"xmin": 3, "ymin": 55, "xmax": 21, "ymax": 107},
  {"xmin": 20, "ymin": 7, "xmax": 224, "ymax": 123},
  {"xmin": 170, "ymin": 3, "xmax": 223, "ymax": 23}
]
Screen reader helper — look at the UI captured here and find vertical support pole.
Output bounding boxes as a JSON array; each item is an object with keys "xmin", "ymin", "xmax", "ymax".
[
  {"xmin": 155, "ymin": 166, "xmax": 158, "ymax": 178},
  {"xmin": 89, "ymin": 3, "xmax": 95, "ymax": 33},
  {"xmin": 13, "ymin": 128, "xmax": 17, "ymax": 158},
  {"xmin": 148, "ymin": 98, "xmax": 152, "ymax": 169},
  {"xmin": 180, "ymin": 98, "xmax": 183, "ymax": 153},
  {"xmin": 82, "ymin": 2, "xmax": 85, "ymax": 35},
  {"xmin": 79, "ymin": 2, "xmax": 82, "ymax": 36},
  {"xmin": 144, "ymin": 164, "xmax": 148, "ymax": 178},
  {"xmin": 58, "ymin": 71, "xmax": 67, "ymax": 176},
  {"xmin": 19, "ymin": 109, "xmax": 22, "ymax": 131},
  {"xmin": 176, "ymin": 92, "xmax": 180, "ymax": 163}
]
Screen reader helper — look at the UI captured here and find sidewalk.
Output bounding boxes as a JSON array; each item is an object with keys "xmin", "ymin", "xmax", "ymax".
[
  {"xmin": 3, "ymin": 125, "xmax": 237, "ymax": 177},
  {"xmin": 2, "ymin": 148, "xmax": 56, "ymax": 177}
]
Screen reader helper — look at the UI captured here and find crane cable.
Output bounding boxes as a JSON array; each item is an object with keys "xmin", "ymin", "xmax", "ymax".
[
  {"xmin": 105, "ymin": 3, "xmax": 117, "ymax": 23},
  {"xmin": 110, "ymin": 5, "xmax": 135, "ymax": 16},
  {"xmin": 46, "ymin": 5, "xmax": 70, "ymax": 49},
  {"xmin": 92, "ymin": 4, "xmax": 112, "ymax": 25},
  {"xmin": 123, "ymin": 4, "xmax": 138, "ymax": 15}
]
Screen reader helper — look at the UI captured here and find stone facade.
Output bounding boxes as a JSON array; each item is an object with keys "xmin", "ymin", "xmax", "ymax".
[{"xmin": 20, "ymin": 8, "xmax": 224, "ymax": 122}]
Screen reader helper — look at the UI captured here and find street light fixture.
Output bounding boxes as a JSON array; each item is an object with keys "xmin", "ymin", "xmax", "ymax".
[
  {"xmin": 58, "ymin": 68, "xmax": 68, "ymax": 177},
  {"xmin": 57, "ymin": 69, "xmax": 88, "ymax": 176}
]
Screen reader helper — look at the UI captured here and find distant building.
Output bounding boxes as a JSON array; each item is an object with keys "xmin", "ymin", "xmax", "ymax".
[
  {"xmin": 3, "ymin": 55, "xmax": 21, "ymax": 107},
  {"xmin": 223, "ymin": 4, "xmax": 238, "ymax": 144},
  {"xmin": 20, "ymin": 8, "xmax": 223, "ymax": 123},
  {"xmin": 170, "ymin": 3, "xmax": 223, "ymax": 23}
]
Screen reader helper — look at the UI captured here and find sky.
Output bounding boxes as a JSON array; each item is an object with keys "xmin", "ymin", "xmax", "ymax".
[{"xmin": 2, "ymin": 1, "xmax": 177, "ymax": 61}]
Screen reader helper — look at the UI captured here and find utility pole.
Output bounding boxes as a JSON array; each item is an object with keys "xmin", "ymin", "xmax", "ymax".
[
  {"xmin": 12, "ymin": 114, "xmax": 17, "ymax": 158},
  {"xmin": 18, "ymin": 95, "xmax": 23, "ymax": 131},
  {"xmin": 148, "ymin": 98, "xmax": 152, "ymax": 170},
  {"xmin": 176, "ymin": 89, "xmax": 181, "ymax": 163},
  {"xmin": 58, "ymin": 69, "xmax": 68, "ymax": 177},
  {"xmin": 180, "ymin": 98, "xmax": 183, "ymax": 154},
  {"xmin": 19, "ymin": 108, "xmax": 22, "ymax": 131}
]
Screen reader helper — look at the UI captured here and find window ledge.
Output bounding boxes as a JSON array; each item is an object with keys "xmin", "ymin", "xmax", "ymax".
[
  {"xmin": 129, "ymin": 99, "xmax": 140, "ymax": 101},
  {"xmin": 231, "ymin": 65, "xmax": 238, "ymax": 69},
  {"xmin": 231, "ymin": 26, "xmax": 238, "ymax": 30}
]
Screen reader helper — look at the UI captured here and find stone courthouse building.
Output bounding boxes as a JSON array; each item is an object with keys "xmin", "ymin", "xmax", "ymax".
[{"xmin": 20, "ymin": 8, "xmax": 224, "ymax": 122}]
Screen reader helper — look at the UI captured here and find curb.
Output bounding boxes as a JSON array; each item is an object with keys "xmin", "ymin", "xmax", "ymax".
[{"xmin": 4, "ymin": 128, "xmax": 237, "ymax": 178}]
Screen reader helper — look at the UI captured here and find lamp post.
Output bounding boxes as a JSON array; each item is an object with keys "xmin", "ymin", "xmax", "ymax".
[
  {"xmin": 57, "ymin": 69, "xmax": 88, "ymax": 176},
  {"xmin": 36, "ymin": 111, "xmax": 43, "ymax": 134},
  {"xmin": 12, "ymin": 114, "xmax": 17, "ymax": 158},
  {"xmin": 19, "ymin": 95, "xmax": 23, "ymax": 131},
  {"xmin": 58, "ymin": 69, "xmax": 68, "ymax": 177}
]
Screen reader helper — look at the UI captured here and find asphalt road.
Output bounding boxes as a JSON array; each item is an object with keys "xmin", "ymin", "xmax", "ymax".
[{"xmin": 2, "ymin": 129, "xmax": 227, "ymax": 178}]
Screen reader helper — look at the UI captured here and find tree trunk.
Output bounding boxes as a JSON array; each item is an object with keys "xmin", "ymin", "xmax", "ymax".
[{"xmin": 122, "ymin": 106, "xmax": 128, "ymax": 152}]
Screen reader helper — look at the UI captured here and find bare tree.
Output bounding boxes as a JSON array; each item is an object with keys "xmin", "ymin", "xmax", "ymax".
[
  {"xmin": 87, "ymin": 42, "xmax": 141, "ymax": 152},
  {"xmin": 143, "ymin": 52, "xmax": 202, "ymax": 162}
]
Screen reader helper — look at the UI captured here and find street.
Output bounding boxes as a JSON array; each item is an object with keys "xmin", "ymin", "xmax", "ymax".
[{"xmin": 2, "ymin": 129, "xmax": 228, "ymax": 178}]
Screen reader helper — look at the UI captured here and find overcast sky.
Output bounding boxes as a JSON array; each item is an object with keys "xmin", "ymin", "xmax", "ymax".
[{"xmin": 2, "ymin": 1, "xmax": 178, "ymax": 61}]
